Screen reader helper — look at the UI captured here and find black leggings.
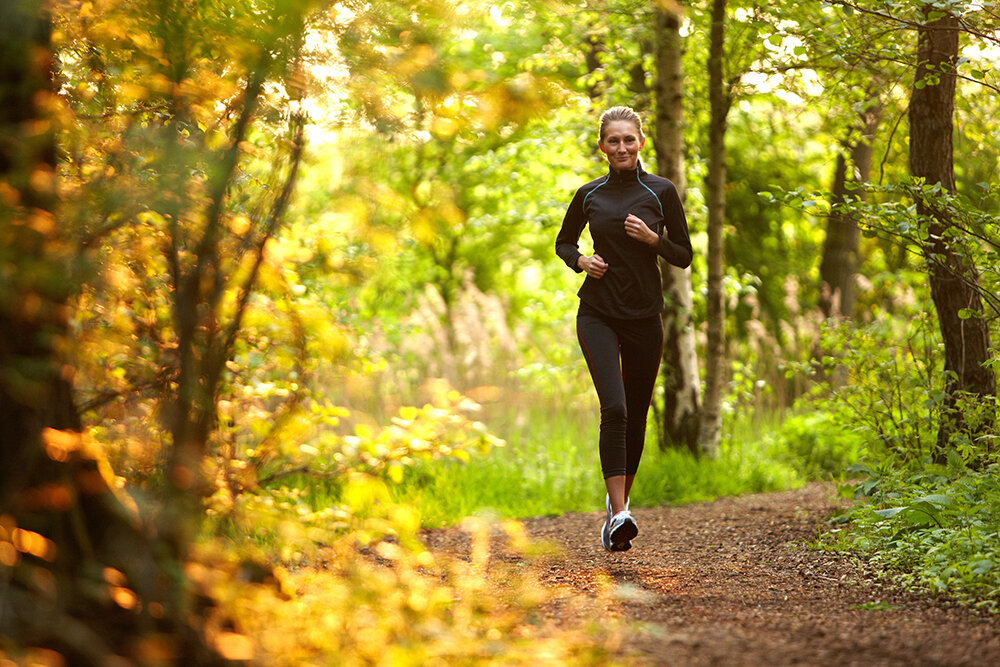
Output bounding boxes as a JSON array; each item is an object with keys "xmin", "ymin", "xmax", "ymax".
[{"xmin": 576, "ymin": 302, "xmax": 664, "ymax": 479}]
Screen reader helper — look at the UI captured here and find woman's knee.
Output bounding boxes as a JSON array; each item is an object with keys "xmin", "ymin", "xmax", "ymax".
[{"xmin": 599, "ymin": 401, "xmax": 627, "ymax": 426}]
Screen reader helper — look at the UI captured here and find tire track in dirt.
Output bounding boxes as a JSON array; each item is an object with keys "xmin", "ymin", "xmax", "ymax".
[{"xmin": 423, "ymin": 483, "xmax": 1000, "ymax": 665}]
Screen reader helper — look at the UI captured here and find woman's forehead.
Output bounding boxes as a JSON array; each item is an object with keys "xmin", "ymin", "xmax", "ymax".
[{"xmin": 603, "ymin": 120, "xmax": 640, "ymax": 137}]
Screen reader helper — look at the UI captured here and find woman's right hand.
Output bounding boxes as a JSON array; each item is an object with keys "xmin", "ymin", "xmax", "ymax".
[{"xmin": 578, "ymin": 253, "xmax": 608, "ymax": 279}]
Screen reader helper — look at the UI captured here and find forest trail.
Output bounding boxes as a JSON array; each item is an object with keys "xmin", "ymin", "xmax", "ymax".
[{"xmin": 421, "ymin": 483, "xmax": 1000, "ymax": 665}]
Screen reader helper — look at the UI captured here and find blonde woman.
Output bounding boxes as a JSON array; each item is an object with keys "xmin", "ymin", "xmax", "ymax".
[{"xmin": 555, "ymin": 107, "xmax": 693, "ymax": 551}]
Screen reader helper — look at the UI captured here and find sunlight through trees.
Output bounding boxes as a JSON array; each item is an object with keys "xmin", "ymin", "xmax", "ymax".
[{"xmin": 1, "ymin": 0, "xmax": 998, "ymax": 662}]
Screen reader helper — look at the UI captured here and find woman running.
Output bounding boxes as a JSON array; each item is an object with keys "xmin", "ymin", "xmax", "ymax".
[{"xmin": 555, "ymin": 106, "xmax": 693, "ymax": 551}]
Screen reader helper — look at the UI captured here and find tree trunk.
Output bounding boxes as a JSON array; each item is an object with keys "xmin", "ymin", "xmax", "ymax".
[
  {"xmin": 699, "ymin": 0, "xmax": 729, "ymax": 456},
  {"xmin": 909, "ymin": 8, "xmax": 996, "ymax": 453},
  {"xmin": 819, "ymin": 99, "xmax": 881, "ymax": 320},
  {"xmin": 653, "ymin": 0, "xmax": 701, "ymax": 455},
  {"xmin": 0, "ymin": 0, "xmax": 80, "ymax": 480},
  {"xmin": 585, "ymin": 31, "xmax": 606, "ymax": 100},
  {"xmin": 0, "ymin": 4, "xmax": 226, "ymax": 663}
]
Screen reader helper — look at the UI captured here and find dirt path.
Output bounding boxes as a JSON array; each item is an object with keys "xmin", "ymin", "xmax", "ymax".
[{"xmin": 421, "ymin": 483, "xmax": 1000, "ymax": 666}]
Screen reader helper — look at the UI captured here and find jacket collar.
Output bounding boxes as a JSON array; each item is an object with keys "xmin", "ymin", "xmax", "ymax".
[{"xmin": 607, "ymin": 159, "xmax": 646, "ymax": 183}]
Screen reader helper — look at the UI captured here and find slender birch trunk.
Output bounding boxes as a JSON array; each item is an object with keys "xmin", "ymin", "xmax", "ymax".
[
  {"xmin": 653, "ymin": 0, "xmax": 701, "ymax": 454},
  {"xmin": 699, "ymin": 0, "xmax": 730, "ymax": 456}
]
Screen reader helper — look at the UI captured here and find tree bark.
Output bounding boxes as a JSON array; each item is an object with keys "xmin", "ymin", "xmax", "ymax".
[
  {"xmin": 653, "ymin": 0, "xmax": 701, "ymax": 455},
  {"xmin": 909, "ymin": 8, "xmax": 996, "ymax": 453},
  {"xmin": 0, "ymin": 4, "xmax": 235, "ymax": 663},
  {"xmin": 699, "ymin": 0, "xmax": 729, "ymax": 456},
  {"xmin": 585, "ymin": 31, "xmax": 606, "ymax": 100},
  {"xmin": 819, "ymin": 98, "xmax": 881, "ymax": 320},
  {"xmin": 0, "ymin": 4, "xmax": 205, "ymax": 662},
  {"xmin": 0, "ymin": 0, "xmax": 79, "ymax": 504}
]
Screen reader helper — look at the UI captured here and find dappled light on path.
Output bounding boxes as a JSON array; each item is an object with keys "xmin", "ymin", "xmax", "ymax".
[{"xmin": 423, "ymin": 483, "xmax": 1000, "ymax": 665}]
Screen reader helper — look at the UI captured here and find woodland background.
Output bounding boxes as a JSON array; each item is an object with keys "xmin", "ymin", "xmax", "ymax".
[{"xmin": 1, "ymin": 0, "xmax": 999, "ymax": 664}]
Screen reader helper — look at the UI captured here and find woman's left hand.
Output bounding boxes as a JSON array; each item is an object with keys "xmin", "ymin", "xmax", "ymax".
[{"xmin": 624, "ymin": 214, "xmax": 659, "ymax": 247}]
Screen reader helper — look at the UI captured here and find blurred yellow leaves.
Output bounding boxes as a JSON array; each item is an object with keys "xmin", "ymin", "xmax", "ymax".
[
  {"xmin": 431, "ymin": 115, "xmax": 460, "ymax": 138},
  {"xmin": 41, "ymin": 427, "xmax": 82, "ymax": 462},
  {"xmin": 103, "ymin": 567, "xmax": 139, "ymax": 610},
  {"xmin": 213, "ymin": 632, "xmax": 255, "ymax": 661},
  {"xmin": 0, "ymin": 518, "xmax": 57, "ymax": 565},
  {"xmin": 411, "ymin": 202, "xmax": 466, "ymax": 246},
  {"xmin": 205, "ymin": 494, "xmax": 615, "ymax": 666},
  {"xmin": 228, "ymin": 214, "xmax": 252, "ymax": 237},
  {"xmin": 392, "ymin": 42, "xmax": 437, "ymax": 79}
]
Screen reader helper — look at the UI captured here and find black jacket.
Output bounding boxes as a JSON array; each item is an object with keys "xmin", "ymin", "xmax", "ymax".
[{"xmin": 555, "ymin": 161, "xmax": 693, "ymax": 319}]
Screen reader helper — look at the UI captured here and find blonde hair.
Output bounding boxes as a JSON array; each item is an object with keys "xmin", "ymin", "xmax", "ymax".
[{"xmin": 599, "ymin": 106, "xmax": 645, "ymax": 142}]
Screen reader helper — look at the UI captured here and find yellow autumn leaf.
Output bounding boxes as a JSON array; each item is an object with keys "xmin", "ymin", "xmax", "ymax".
[{"xmin": 215, "ymin": 632, "xmax": 254, "ymax": 661}]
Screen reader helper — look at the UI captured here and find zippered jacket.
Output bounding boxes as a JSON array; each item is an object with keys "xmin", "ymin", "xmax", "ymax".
[{"xmin": 555, "ymin": 161, "xmax": 693, "ymax": 319}]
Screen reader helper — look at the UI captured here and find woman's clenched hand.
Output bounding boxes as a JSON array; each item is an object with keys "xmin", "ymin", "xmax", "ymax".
[{"xmin": 578, "ymin": 253, "xmax": 608, "ymax": 279}]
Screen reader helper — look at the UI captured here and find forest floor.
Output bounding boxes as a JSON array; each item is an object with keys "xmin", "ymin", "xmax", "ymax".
[{"xmin": 420, "ymin": 483, "xmax": 1000, "ymax": 666}]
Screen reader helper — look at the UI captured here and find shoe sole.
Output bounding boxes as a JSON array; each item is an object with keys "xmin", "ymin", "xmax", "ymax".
[
  {"xmin": 610, "ymin": 518, "xmax": 638, "ymax": 548},
  {"xmin": 610, "ymin": 539, "xmax": 631, "ymax": 552},
  {"xmin": 604, "ymin": 497, "xmax": 634, "ymax": 552}
]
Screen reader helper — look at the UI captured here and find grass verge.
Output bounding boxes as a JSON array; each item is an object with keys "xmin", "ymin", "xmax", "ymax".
[{"xmin": 386, "ymin": 402, "xmax": 859, "ymax": 528}]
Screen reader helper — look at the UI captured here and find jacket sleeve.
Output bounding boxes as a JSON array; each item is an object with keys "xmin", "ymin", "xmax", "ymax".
[
  {"xmin": 655, "ymin": 182, "xmax": 693, "ymax": 269},
  {"xmin": 555, "ymin": 187, "xmax": 588, "ymax": 273}
]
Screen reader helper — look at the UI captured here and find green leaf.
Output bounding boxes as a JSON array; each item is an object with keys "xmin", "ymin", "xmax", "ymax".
[
  {"xmin": 918, "ymin": 494, "xmax": 954, "ymax": 507},
  {"xmin": 971, "ymin": 559, "xmax": 994, "ymax": 575},
  {"xmin": 874, "ymin": 507, "xmax": 905, "ymax": 519},
  {"xmin": 904, "ymin": 501, "xmax": 942, "ymax": 526}
]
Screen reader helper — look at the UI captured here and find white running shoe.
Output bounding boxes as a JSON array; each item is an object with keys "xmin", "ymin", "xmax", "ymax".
[
  {"xmin": 608, "ymin": 510, "xmax": 638, "ymax": 550},
  {"xmin": 605, "ymin": 494, "xmax": 632, "ymax": 552},
  {"xmin": 600, "ymin": 519, "xmax": 613, "ymax": 551}
]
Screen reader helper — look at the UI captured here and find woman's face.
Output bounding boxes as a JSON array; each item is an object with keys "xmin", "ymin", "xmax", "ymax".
[{"xmin": 599, "ymin": 120, "xmax": 644, "ymax": 172}]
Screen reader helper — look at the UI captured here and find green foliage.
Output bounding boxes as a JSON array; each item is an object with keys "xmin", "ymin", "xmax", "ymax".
[
  {"xmin": 724, "ymin": 103, "xmax": 829, "ymax": 333},
  {"xmin": 381, "ymin": 404, "xmax": 860, "ymax": 529},
  {"xmin": 386, "ymin": 399, "xmax": 599, "ymax": 527},
  {"xmin": 633, "ymin": 425, "xmax": 806, "ymax": 506},
  {"xmin": 832, "ymin": 457, "xmax": 1000, "ymax": 612},
  {"xmin": 765, "ymin": 411, "xmax": 864, "ymax": 479},
  {"xmin": 217, "ymin": 390, "xmax": 506, "ymax": 547},
  {"xmin": 813, "ymin": 310, "xmax": 942, "ymax": 460}
]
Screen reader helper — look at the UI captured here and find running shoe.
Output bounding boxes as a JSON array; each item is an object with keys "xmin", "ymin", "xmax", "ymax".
[
  {"xmin": 604, "ymin": 494, "xmax": 632, "ymax": 551},
  {"xmin": 608, "ymin": 510, "xmax": 638, "ymax": 550},
  {"xmin": 600, "ymin": 519, "xmax": 613, "ymax": 551}
]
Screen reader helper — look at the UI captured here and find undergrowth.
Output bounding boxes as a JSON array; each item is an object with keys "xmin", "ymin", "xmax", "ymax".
[
  {"xmin": 806, "ymin": 312, "xmax": 1000, "ymax": 613},
  {"xmin": 825, "ymin": 455, "xmax": 1000, "ymax": 613},
  {"xmin": 383, "ymin": 402, "xmax": 862, "ymax": 528}
]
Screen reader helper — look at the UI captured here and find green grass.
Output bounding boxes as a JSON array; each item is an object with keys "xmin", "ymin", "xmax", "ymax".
[
  {"xmin": 387, "ymin": 401, "xmax": 602, "ymax": 527},
  {"xmin": 384, "ymin": 401, "xmax": 849, "ymax": 528}
]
